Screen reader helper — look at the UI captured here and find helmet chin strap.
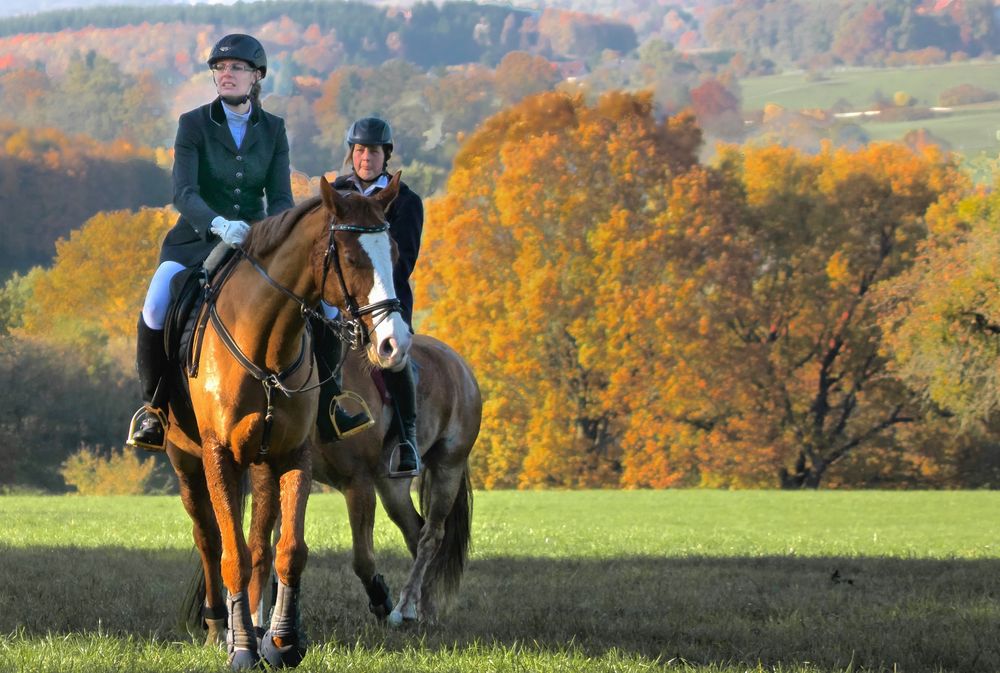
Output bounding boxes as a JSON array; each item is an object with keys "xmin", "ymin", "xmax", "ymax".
[{"xmin": 214, "ymin": 74, "xmax": 255, "ymax": 108}]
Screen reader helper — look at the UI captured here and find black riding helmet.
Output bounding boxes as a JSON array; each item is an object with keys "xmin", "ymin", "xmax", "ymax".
[
  {"xmin": 207, "ymin": 34, "xmax": 267, "ymax": 78},
  {"xmin": 346, "ymin": 117, "xmax": 394, "ymax": 153}
]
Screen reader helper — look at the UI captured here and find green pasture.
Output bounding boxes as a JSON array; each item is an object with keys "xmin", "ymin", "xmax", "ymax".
[
  {"xmin": 1, "ymin": 490, "xmax": 998, "ymax": 672},
  {"xmin": 740, "ymin": 61, "xmax": 1000, "ymax": 111},
  {"xmin": 741, "ymin": 61, "xmax": 1000, "ymax": 157}
]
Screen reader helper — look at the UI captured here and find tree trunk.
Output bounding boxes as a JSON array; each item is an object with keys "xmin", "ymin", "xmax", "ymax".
[{"xmin": 778, "ymin": 453, "xmax": 826, "ymax": 489}]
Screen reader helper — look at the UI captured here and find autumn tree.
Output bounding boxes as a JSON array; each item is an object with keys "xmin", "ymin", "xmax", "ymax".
[
  {"xmin": 20, "ymin": 207, "xmax": 175, "ymax": 351},
  {"xmin": 617, "ymin": 142, "xmax": 967, "ymax": 488},
  {"xmin": 419, "ymin": 90, "xmax": 967, "ymax": 489},
  {"xmin": 494, "ymin": 51, "xmax": 560, "ymax": 106},
  {"xmin": 418, "ymin": 90, "xmax": 702, "ymax": 488},
  {"xmin": 0, "ymin": 124, "xmax": 170, "ymax": 276},
  {"xmin": 876, "ymin": 184, "xmax": 1000, "ymax": 423}
]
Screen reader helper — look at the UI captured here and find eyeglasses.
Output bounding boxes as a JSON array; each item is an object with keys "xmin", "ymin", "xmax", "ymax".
[{"xmin": 210, "ymin": 63, "xmax": 256, "ymax": 73}]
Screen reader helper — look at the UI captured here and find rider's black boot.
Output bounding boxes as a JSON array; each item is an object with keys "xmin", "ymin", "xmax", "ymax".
[
  {"xmin": 384, "ymin": 362, "xmax": 420, "ymax": 478},
  {"xmin": 313, "ymin": 317, "xmax": 372, "ymax": 442},
  {"xmin": 127, "ymin": 315, "xmax": 168, "ymax": 452}
]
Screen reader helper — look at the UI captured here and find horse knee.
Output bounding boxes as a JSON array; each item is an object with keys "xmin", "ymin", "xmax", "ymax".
[
  {"xmin": 221, "ymin": 549, "xmax": 253, "ymax": 589},
  {"xmin": 274, "ymin": 540, "xmax": 308, "ymax": 581}
]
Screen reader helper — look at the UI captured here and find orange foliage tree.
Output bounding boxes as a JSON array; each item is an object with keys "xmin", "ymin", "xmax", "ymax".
[
  {"xmin": 418, "ymin": 90, "xmax": 967, "ymax": 489},
  {"xmin": 418, "ymin": 90, "xmax": 701, "ymax": 488},
  {"xmin": 627, "ymin": 142, "xmax": 967, "ymax": 489}
]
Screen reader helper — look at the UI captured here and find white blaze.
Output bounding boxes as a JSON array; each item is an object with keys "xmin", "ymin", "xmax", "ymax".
[{"xmin": 359, "ymin": 231, "xmax": 411, "ymax": 369}]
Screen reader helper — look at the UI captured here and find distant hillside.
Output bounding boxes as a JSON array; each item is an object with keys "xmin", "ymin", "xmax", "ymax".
[{"xmin": 0, "ymin": 0, "xmax": 251, "ymax": 19}]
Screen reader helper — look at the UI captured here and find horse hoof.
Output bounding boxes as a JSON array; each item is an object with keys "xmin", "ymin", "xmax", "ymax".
[
  {"xmin": 260, "ymin": 629, "xmax": 307, "ymax": 668},
  {"xmin": 369, "ymin": 596, "xmax": 393, "ymax": 621},
  {"xmin": 387, "ymin": 609, "xmax": 404, "ymax": 628},
  {"xmin": 204, "ymin": 618, "xmax": 226, "ymax": 647},
  {"xmin": 227, "ymin": 648, "xmax": 260, "ymax": 670}
]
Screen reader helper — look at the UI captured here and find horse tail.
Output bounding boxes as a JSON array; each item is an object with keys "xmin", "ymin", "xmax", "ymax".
[
  {"xmin": 419, "ymin": 460, "xmax": 473, "ymax": 604},
  {"xmin": 180, "ymin": 548, "xmax": 206, "ymax": 631}
]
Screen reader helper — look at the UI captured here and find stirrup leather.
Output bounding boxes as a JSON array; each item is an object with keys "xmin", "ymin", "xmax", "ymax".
[
  {"xmin": 330, "ymin": 391, "xmax": 375, "ymax": 439},
  {"xmin": 126, "ymin": 405, "xmax": 168, "ymax": 451}
]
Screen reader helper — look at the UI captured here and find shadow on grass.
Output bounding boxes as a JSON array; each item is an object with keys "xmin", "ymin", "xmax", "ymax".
[{"xmin": 1, "ymin": 546, "xmax": 997, "ymax": 671}]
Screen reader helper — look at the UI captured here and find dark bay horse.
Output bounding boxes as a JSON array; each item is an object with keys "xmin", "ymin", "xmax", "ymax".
[
  {"xmin": 310, "ymin": 333, "xmax": 482, "ymax": 625},
  {"xmin": 166, "ymin": 174, "xmax": 410, "ymax": 669}
]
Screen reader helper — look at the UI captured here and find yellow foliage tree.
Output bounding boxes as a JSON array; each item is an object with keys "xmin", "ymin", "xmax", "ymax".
[{"xmin": 20, "ymin": 207, "xmax": 174, "ymax": 350}]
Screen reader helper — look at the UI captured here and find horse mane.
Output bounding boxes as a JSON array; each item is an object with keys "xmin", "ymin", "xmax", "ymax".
[{"xmin": 244, "ymin": 196, "xmax": 323, "ymax": 258}]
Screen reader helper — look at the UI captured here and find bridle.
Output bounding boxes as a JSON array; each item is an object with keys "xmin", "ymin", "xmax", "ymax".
[{"xmin": 319, "ymin": 203, "xmax": 403, "ymax": 350}]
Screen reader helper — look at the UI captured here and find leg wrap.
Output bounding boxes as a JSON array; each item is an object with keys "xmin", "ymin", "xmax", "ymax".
[
  {"xmin": 268, "ymin": 579, "xmax": 301, "ymax": 638},
  {"xmin": 226, "ymin": 592, "xmax": 257, "ymax": 654},
  {"xmin": 261, "ymin": 580, "xmax": 307, "ymax": 668}
]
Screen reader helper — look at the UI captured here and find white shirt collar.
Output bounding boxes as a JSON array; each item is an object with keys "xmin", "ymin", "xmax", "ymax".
[{"xmin": 351, "ymin": 173, "xmax": 389, "ymax": 196}]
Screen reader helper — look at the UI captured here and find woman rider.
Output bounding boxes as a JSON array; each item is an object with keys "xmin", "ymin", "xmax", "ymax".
[
  {"xmin": 319, "ymin": 116, "xmax": 423, "ymax": 478},
  {"xmin": 127, "ymin": 34, "xmax": 294, "ymax": 450}
]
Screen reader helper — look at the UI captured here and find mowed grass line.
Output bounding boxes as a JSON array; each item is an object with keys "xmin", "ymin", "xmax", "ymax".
[{"xmin": 0, "ymin": 491, "xmax": 998, "ymax": 672}]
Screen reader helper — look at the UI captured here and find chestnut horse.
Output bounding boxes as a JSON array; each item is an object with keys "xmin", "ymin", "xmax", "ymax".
[
  {"xmin": 310, "ymin": 334, "xmax": 481, "ymax": 626},
  {"xmin": 166, "ymin": 173, "xmax": 410, "ymax": 670}
]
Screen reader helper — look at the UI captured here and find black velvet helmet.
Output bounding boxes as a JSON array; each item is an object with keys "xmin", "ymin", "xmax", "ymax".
[
  {"xmin": 345, "ymin": 117, "xmax": 394, "ymax": 152},
  {"xmin": 207, "ymin": 34, "xmax": 267, "ymax": 78}
]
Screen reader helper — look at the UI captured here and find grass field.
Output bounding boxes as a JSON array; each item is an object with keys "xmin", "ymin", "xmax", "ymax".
[
  {"xmin": 740, "ymin": 61, "xmax": 1000, "ymax": 157},
  {"xmin": 0, "ymin": 490, "xmax": 998, "ymax": 672}
]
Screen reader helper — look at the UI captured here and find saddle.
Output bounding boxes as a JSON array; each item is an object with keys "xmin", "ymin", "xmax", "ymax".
[
  {"xmin": 158, "ymin": 243, "xmax": 238, "ymax": 445},
  {"xmin": 163, "ymin": 243, "xmax": 238, "ymax": 373}
]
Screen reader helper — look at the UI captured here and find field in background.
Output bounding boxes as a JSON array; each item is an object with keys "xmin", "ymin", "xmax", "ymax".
[
  {"xmin": 1, "ymin": 490, "xmax": 998, "ymax": 672},
  {"xmin": 741, "ymin": 61, "xmax": 1000, "ymax": 157}
]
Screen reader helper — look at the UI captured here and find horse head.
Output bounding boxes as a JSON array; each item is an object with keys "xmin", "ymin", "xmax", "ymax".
[{"xmin": 316, "ymin": 172, "xmax": 411, "ymax": 371}]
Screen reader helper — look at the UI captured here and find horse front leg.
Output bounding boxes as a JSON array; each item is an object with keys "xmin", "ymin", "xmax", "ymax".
[
  {"xmin": 260, "ymin": 442, "xmax": 311, "ymax": 669},
  {"xmin": 203, "ymin": 442, "xmax": 259, "ymax": 670},
  {"xmin": 344, "ymin": 476, "xmax": 393, "ymax": 620},
  {"xmin": 249, "ymin": 460, "xmax": 280, "ymax": 631}
]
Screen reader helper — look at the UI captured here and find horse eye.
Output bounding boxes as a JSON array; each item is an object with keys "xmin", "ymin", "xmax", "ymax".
[{"xmin": 343, "ymin": 249, "xmax": 372, "ymax": 269}]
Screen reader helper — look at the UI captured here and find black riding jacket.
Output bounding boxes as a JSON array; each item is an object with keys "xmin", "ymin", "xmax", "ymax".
[
  {"xmin": 332, "ymin": 173, "xmax": 423, "ymax": 330},
  {"xmin": 160, "ymin": 97, "xmax": 294, "ymax": 267}
]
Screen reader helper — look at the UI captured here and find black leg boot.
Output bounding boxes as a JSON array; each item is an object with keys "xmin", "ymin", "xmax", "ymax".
[
  {"xmin": 127, "ymin": 315, "xmax": 168, "ymax": 451},
  {"xmin": 313, "ymin": 317, "xmax": 372, "ymax": 442},
  {"xmin": 384, "ymin": 362, "xmax": 420, "ymax": 478}
]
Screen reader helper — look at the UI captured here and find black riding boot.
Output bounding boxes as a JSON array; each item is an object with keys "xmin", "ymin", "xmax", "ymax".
[
  {"xmin": 384, "ymin": 362, "xmax": 420, "ymax": 478},
  {"xmin": 313, "ymin": 317, "xmax": 372, "ymax": 442},
  {"xmin": 127, "ymin": 315, "xmax": 168, "ymax": 451}
]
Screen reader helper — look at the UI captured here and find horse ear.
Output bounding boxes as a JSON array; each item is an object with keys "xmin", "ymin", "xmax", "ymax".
[
  {"xmin": 320, "ymin": 176, "xmax": 348, "ymax": 217},
  {"xmin": 374, "ymin": 171, "xmax": 402, "ymax": 211}
]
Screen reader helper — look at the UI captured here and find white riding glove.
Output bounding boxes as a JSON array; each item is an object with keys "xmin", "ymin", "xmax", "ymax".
[{"xmin": 210, "ymin": 216, "xmax": 250, "ymax": 248}]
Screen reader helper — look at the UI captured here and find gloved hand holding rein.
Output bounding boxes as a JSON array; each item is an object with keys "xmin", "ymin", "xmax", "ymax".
[{"xmin": 211, "ymin": 216, "xmax": 250, "ymax": 248}]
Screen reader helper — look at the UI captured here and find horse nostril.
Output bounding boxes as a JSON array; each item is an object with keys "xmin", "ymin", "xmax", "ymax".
[{"xmin": 380, "ymin": 339, "xmax": 396, "ymax": 358}]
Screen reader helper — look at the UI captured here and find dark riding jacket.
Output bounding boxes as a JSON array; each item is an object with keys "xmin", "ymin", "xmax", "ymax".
[
  {"xmin": 332, "ymin": 173, "xmax": 423, "ymax": 329},
  {"xmin": 160, "ymin": 97, "xmax": 294, "ymax": 267}
]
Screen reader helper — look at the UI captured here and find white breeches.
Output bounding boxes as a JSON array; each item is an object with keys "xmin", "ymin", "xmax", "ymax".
[{"xmin": 141, "ymin": 261, "xmax": 186, "ymax": 330}]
